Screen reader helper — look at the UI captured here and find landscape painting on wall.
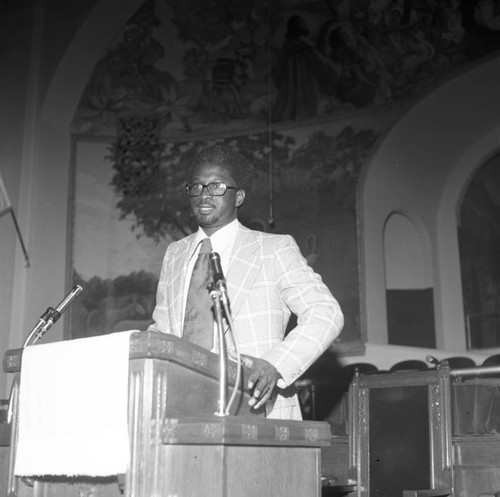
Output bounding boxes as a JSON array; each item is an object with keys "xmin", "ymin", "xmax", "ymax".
[{"xmin": 71, "ymin": 116, "xmax": 389, "ymax": 354}]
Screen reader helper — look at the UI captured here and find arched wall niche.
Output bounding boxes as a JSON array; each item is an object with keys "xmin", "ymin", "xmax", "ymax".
[
  {"xmin": 442, "ymin": 144, "xmax": 500, "ymax": 350},
  {"xmin": 437, "ymin": 131, "xmax": 500, "ymax": 351},
  {"xmin": 383, "ymin": 211, "xmax": 435, "ymax": 348},
  {"xmin": 383, "ymin": 210, "xmax": 432, "ymax": 291}
]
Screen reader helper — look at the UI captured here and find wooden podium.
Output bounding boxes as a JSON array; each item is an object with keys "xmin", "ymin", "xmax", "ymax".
[{"xmin": 3, "ymin": 331, "xmax": 331, "ymax": 497}]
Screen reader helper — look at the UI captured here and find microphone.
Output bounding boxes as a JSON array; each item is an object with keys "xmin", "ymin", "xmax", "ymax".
[
  {"xmin": 208, "ymin": 252, "xmax": 231, "ymax": 315},
  {"xmin": 208, "ymin": 251, "xmax": 230, "ymax": 310},
  {"xmin": 54, "ymin": 284, "xmax": 84, "ymax": 317},
  {"xmin": 23, "ymin": 285, "xmax": 84, "ymax": 347},
  {"xmin": 209, "ymin": 252, "xmax": 225, "ymax": 286},
  {"xmin": 39, "ymin": 284, "xmax": 84, "ymax": 333}
]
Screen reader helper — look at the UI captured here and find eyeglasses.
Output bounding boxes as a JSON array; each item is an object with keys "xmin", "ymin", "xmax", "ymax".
[{"xmin": 185, "ymin": 182, "xmax": 238, "ymax": 197}]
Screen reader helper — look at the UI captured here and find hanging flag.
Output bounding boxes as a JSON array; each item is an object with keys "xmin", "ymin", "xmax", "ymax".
[
  {"xmin": 0, "ymin": 172, "xmax": 12, "ymax": 218},
  {"xmin": 0, "ymin": 172, "xmax": 30, "ymax": 267}
]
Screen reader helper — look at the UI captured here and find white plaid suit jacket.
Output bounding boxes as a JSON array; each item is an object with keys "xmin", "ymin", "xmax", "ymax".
[{"xmin": 148, "ymin": 224, "xmax": 344, "ymax": 419}]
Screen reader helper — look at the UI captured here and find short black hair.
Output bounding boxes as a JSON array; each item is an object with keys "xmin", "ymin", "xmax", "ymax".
[{"xmin": 189, "ymin": 144, "xmax": 256, "ymax": 194}]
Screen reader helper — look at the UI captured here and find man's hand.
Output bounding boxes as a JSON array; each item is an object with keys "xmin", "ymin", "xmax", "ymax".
[{"xmin": 242, "ymin": 355, "xmax": 282, "ymax": 410}]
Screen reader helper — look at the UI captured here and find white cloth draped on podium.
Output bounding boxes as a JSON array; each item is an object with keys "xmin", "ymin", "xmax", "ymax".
[{"xmin": 14, "ymin": 330, "xmax": 136, "ymax": 477}]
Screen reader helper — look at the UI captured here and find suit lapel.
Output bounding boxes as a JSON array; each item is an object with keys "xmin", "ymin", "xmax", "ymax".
[
  {"xmin": 167, "ymin": 227, "xmax": 263, "ymax": 336},
  {"xmin": 226, "ymin": 226, "xmax": 262, "ymax": 318},
  {"xmin": 167, "ymin": 235, "xmax": 194, "ymax": 335}
]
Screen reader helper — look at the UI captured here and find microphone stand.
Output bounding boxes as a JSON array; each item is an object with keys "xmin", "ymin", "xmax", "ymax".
[
  {"xmin": 207, "ymin": 252, "xmax": 242, "ymax": 416},
  {"xmin": 210, "ymin": 283, "xmax": 229, "ymax": 417},
  {"xmin": 22, "ymin": 307, "xmax": 61, "ymax": 348},
  {"xmin": 7, "ymin": 285, "xmax": 83, "ymax": 423}
]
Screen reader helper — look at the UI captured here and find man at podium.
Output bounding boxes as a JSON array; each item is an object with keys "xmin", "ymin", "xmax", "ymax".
[{"xmin": 148, "ymin": 144, "xmax": 344, "ymax": 420}]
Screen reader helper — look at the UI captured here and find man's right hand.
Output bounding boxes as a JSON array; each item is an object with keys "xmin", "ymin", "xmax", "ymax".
[{"xmin": 241, "ymin": 354, "xmax": 282, "ymax": 410}]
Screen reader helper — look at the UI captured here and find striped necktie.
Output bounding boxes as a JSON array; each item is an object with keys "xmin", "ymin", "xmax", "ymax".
[{"xmin": 183, "ymin": 238, "xmax": 214, "ymax": 349}]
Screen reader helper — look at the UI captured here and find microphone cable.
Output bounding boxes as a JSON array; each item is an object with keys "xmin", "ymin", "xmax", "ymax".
[{"xmin": 222, "ymin": 299, "xmax": 243, "ymax": 415}]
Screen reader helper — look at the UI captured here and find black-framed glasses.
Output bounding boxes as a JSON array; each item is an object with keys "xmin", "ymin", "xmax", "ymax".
[{"xmin": 185, "ymin": 182, "xmax": 238, "ymax": 197}]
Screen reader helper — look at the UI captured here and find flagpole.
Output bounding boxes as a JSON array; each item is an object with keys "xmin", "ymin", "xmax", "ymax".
[
  {"xmin": 9, "ymin": 209, "xmax": 30, "ymax": 268},
  {"xmin": 0, "ymin": 173, "xmax": 30, "ymax": 268}
]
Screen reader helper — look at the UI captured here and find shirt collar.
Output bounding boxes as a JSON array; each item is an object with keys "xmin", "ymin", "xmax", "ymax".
[
  {"xmin": 208, "ymin": 218, "xmax": 239, "ymax": 255},
  {"xmin": 189, "ymin": 219, "xmax": 240, "ymax": 260}
]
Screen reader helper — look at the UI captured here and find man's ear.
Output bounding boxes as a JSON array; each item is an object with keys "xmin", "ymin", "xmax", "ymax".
[{"xmin": 235, "ymin": 189, "xmax": 245, "ymax": 207}]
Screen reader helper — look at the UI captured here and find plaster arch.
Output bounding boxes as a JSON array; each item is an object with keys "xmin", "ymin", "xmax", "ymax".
[
  {"xmin": 10, "ymin": 0, "xmax": 145, "ymax": 354},
  {"xmin": 361, "ymin": 55, "xmax": 500, "ymax": 350},
  {"xmin": 437, "ymin": 132, "xmax": 500, "ymax": 352}
]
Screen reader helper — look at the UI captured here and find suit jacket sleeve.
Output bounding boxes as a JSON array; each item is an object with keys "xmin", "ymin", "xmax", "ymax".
[
  {"xmin": 147, "ymin": 242, "xmax": 174, "ymax": 334},
  {"xmin": 259, "ymin": 234, "xmax": 344, "ymax": 387}
]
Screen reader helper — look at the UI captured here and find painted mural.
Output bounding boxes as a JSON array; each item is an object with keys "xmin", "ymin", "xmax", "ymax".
[{"xmin": 71, "ymin": 0, "xmax": 500, "ymax": 353}]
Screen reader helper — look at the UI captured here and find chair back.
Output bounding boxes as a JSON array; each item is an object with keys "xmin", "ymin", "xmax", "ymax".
[{"xmin": 349, "ymin": 368, "xmax": 453, "ymax": 496}]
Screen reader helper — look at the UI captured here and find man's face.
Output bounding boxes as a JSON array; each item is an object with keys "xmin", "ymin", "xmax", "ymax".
[{"xmin": 188, "ymin": 162, "xmax": 245, "ymax": 235}]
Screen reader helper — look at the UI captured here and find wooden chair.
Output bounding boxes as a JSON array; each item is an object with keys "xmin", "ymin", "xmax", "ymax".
[
  {"xmin": 340, "ymin": 363, "xmax": 378, "ymax": 381},
  {"xmin": 349, "ymin": 368, "xmax": 453, "ymax": 497}
]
